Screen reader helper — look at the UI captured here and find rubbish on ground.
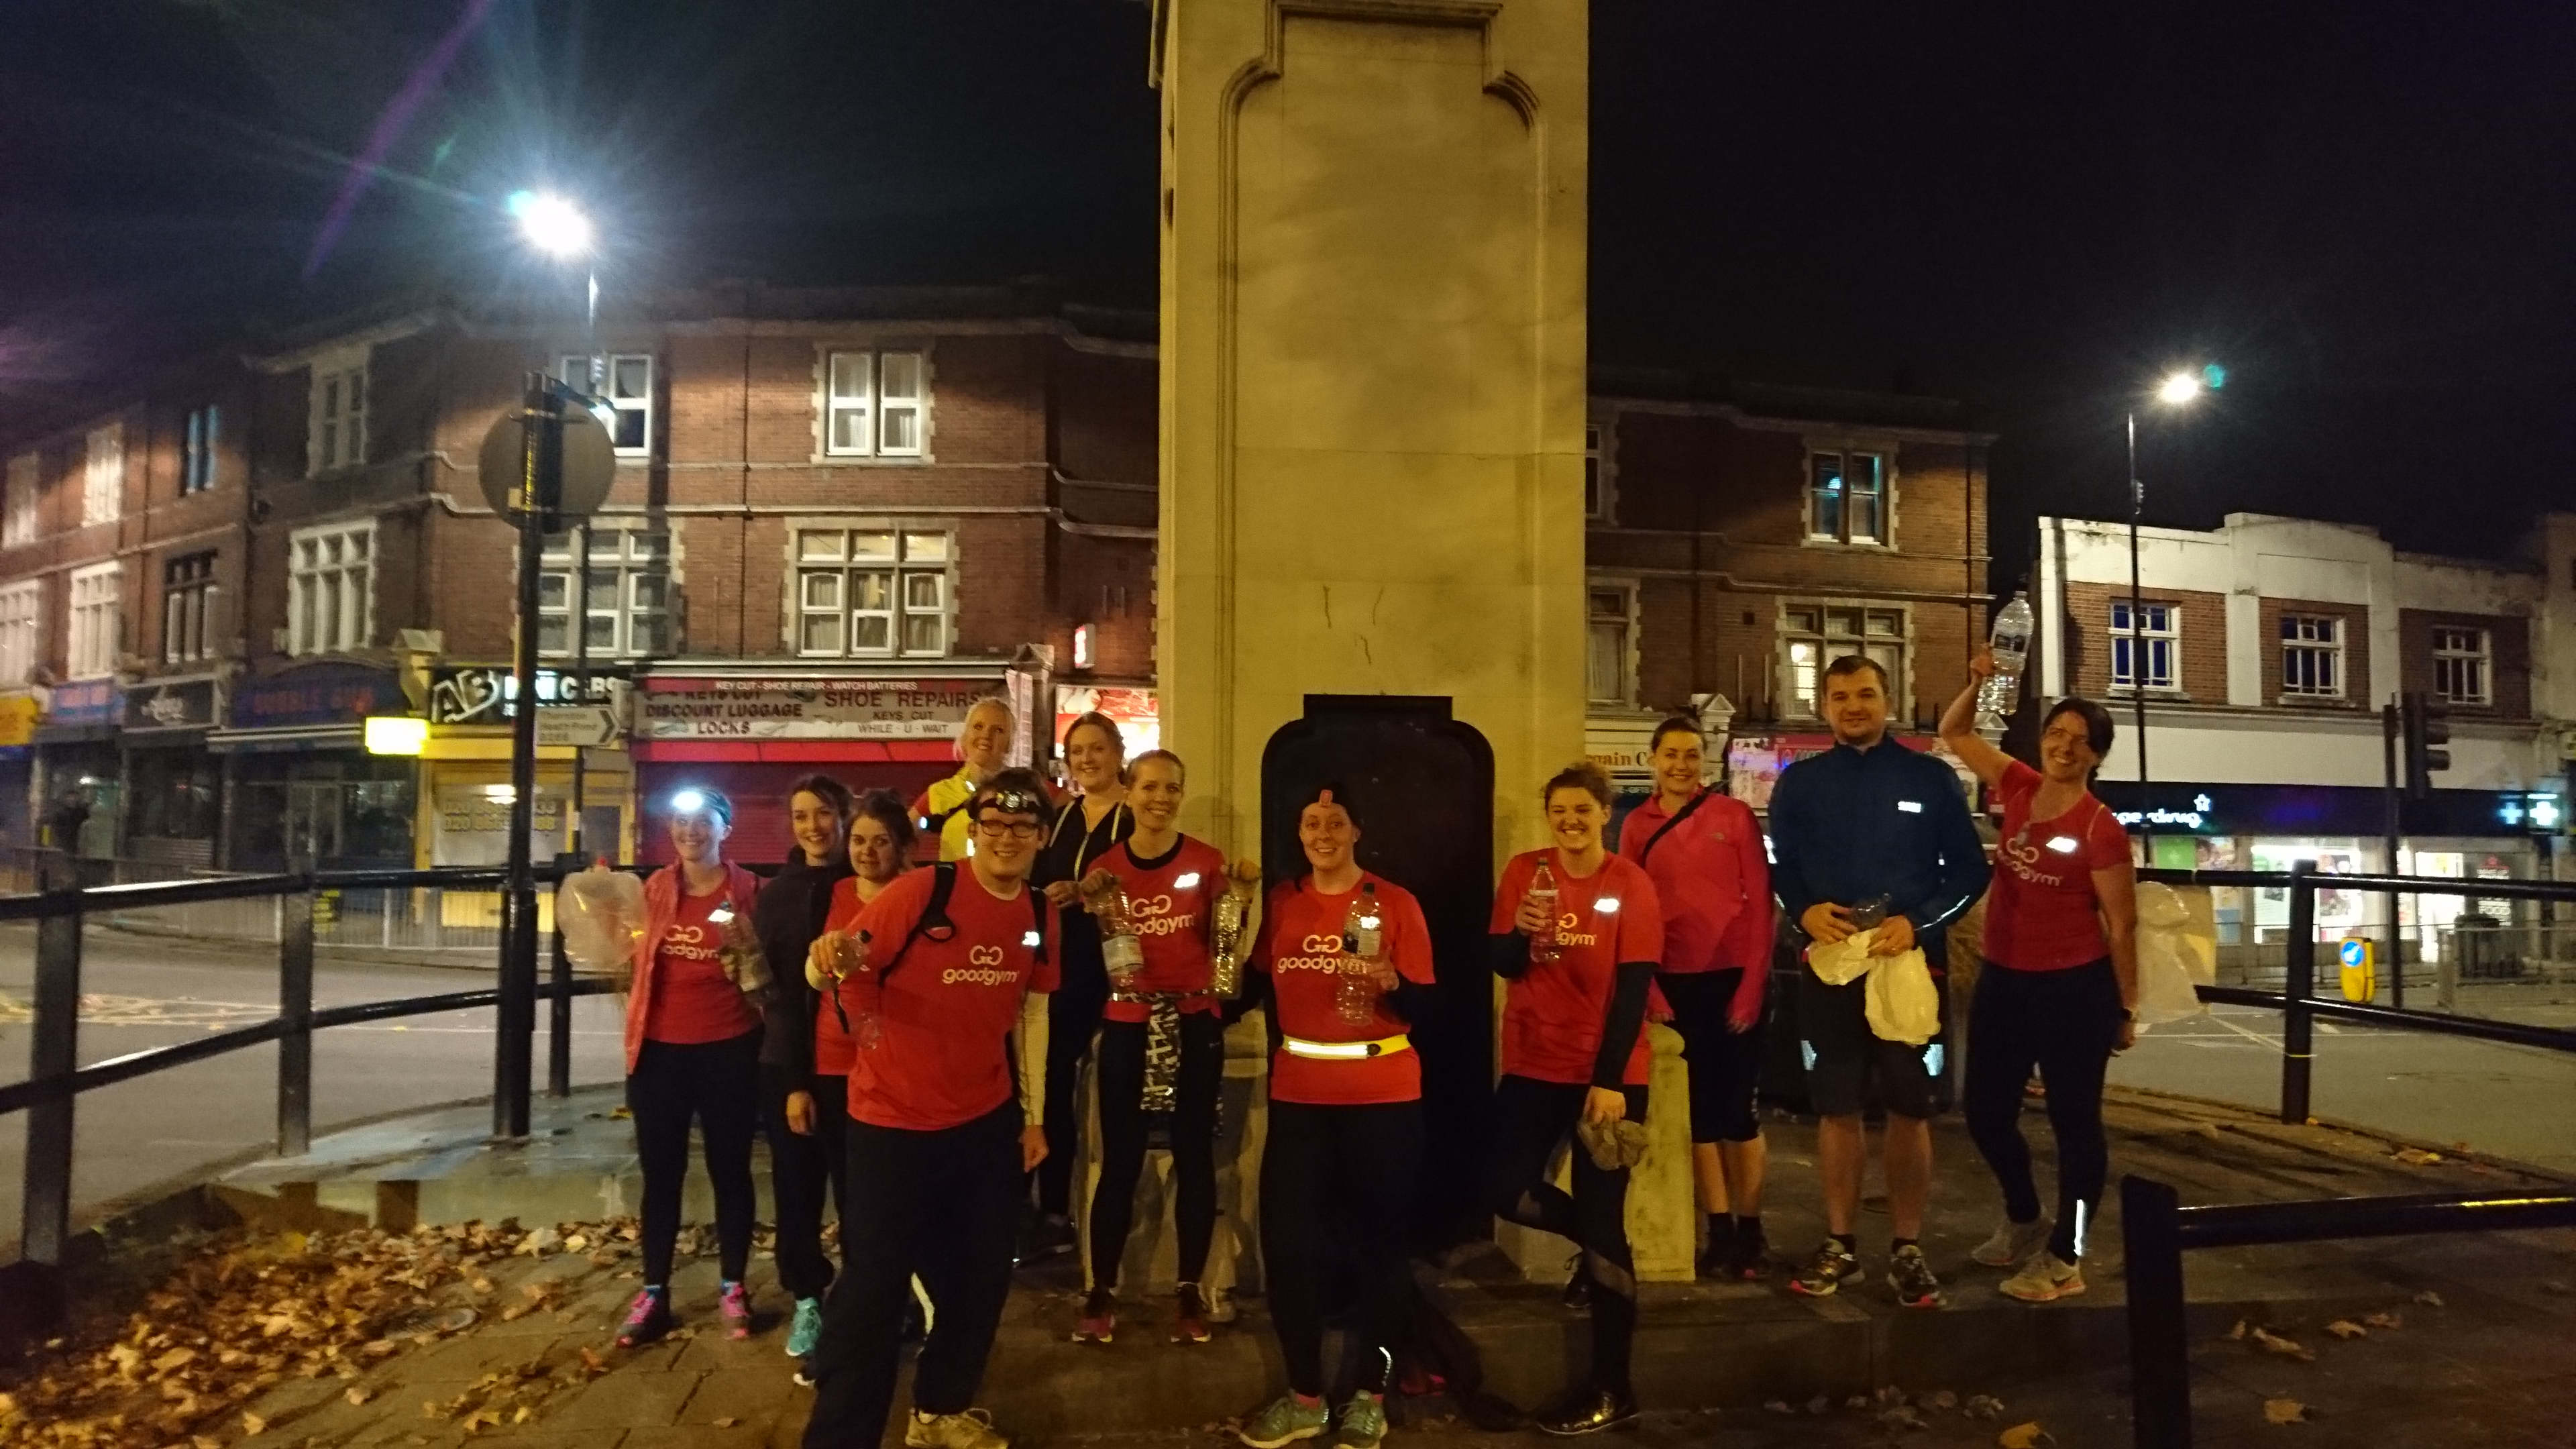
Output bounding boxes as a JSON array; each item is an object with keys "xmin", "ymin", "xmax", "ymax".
[
  {"xmin": 2263, "ymin": 1399, "xmax": 2309, "ymax": 1425},
  {"xmin": 2414, "ymin": 1291, "xmax": 2445, "ymax": 1308},
  {"xmin": 2324, "ymin": 1320, "xmax": 2367, "ymax": 1340},
  {"xmin": 1996, "ymin": 1423, "xmax": 2054, "ymax": 1448},
  {"xmin": 2252, "ymin": 1327, "xmax": 2314, "ymax": 1361}
]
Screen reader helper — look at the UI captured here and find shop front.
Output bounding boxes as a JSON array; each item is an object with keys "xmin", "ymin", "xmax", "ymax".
[
  {"xmin": 414, "ymin": 664, "xmax": 633, "ymax": 867},
  {"xmin": 0, "ymin": 692, "xmax": 39, "ymax": 867},
  {"xmin": 120, "ymin": 676, "xmax": 224, "ymax": 871},
  {"xmin": 1723, "ymin": 729, "xmax": 1974, "ymax": 815},
  {"xmin": 213, "ymin": 662, "xmax": 413, "ymax": 871},
  {"xmin": 633, "ymin": 670, "xmax": 1000, "ymax": 865},
  {"xmin": 34, "ymin": 679, "xmax": 123, "ymax": 867},
  {"xmin": 1051, "ymin": 684, "xmax": 1159, "ymax": 772}
]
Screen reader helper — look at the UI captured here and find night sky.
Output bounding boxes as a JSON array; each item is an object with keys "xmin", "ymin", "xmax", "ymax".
[{"xmin": 5, "ymin": 1, "xmax": 2571, "ymax": 583}]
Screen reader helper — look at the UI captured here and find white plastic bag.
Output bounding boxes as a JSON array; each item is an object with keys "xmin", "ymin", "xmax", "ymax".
[
  {"xmin": 1864, "ymin": 948, "xmax": 1941, "ymax": 1044},
  {"xmin": 557, "ymin": 870, "xmax": 647, "ymax": 989},
  {"xmin": 1808, "ymin": 930, "xmax": 1879, "ymax": 986},
  {"xmin": 2133, "ymin": 881, "xmax": 2214, "ymax": 1026}
]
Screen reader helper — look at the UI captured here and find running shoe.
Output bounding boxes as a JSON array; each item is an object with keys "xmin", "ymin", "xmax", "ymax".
[
  {"xmin": 1173, "ymin": 1283, "xmax": 1214, "ymax": 1344},
  {"xmin": 1535, "ymin": 1383, "xmax": 1640, "ymax": 1437},
  {"xmin": 718, "ymin": 1280, "xmax": 754, "ymax": 1340},
  {"xmin": 1238, "ymin": 1394, "xmax": 1332, "ymax": 1448},
  {"xmin": 1887, "ymin": 1244, "xmax": 1945, "ymax": 1309},
  {"xmin": 785, "ymin": 1296, "xmax": 825, "ymax": 1358},
  {"xmin": 1726, "ymin": 1224, "xmax": 1771, "ymax": 1281},
  {"xmin": 1332, "ymin": 1393, "xmax": 1388, "ymax": 1449},
  {"xmin": 1998, "ymin": 1250, "xmax": 2086, "ymax": 1303},
  {"xmin": 906, "ymin": 1407, "xmax": 1008, "ymax": 1449},
  {"xmin": 1970, "ymin": 1218, "xmax": 2052, "ymax": 1269},
  {"xmin": 1073, "ymin": 1286, "xmax": 1116, "ymax": 1344},
  {"xmin": 1559, "ymin": 1252, "xmax": 1592, "ymax": 1310},
  {"xmin": 1694, "ymin": 1218, "xmax": 1739, "ymax": 1281},
  {"xmin": 1785, "ymin": 1239, "xmax": 1860, "ymax": 1299},
  {"xmin": 614, "ymin": 1287, "xmax": 672, "ymax": 1348}
]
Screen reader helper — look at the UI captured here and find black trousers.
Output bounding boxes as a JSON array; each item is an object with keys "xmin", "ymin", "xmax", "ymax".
[
  {"xmin": 1037, "ymin": 966, "xmax": 1109, "ymax": 1219},
  {"xmin": 1483, "ymin": 1075, "xmax": 1648, "ymax": 1397},
  {"xmin": 1963, "ymin": 957, "xmax": 2124, "ymax": 1263},
  {"xmin": 1657, "ymin": 969, "xmax": 1766, "ymax": 1144},
  {"xmin": 768, "ymin": 1069, "xmax": 851, "ymax": 1301},
  {"xmin": 803, "ymin": 1103, "xmax": 1024, "ymax": 1449},
  {"xmin": 1088, "ymin": 1014, "xmax": 1225, "ymax": 1290},
  {"xmin": 628, "ymin": 1030, "xmax": 761, "ymax": 1286},
  {"xmin": 1262, "ymin": 1099, "xmax": 1422, "ymax": 1400}
]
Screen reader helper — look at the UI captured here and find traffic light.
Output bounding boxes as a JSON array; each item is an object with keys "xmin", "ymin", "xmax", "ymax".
[{"xmin": 2402, "ymin": 691, "xmax": 2451, "ymax": 799}]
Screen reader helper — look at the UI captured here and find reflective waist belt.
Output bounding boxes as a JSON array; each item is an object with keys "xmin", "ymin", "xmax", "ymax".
[{"xmin": 1282, "ymin": 1033, "xmax": 1411, "ymax": 1061}]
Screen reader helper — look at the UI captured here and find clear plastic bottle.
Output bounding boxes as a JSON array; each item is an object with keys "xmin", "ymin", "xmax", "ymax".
[
  {"xmin": 1093, "ymin": 879, "xmax": 1144, "ymax": 985},
  {"xmin": 1527, "ymin": 860, "xmax": 1562, "ymax": 965},
  {"xmin": 830, "ymin": 929, "xmax": 884, "ymax": 1051},
  {"xmin": 1336, "ymin": 881, "xmax": 1384, "ymax": 1024},
  {"xmin": 1210, "ymin": 881, "xmax": 1250, "ymax": 998},
  {"xmin": 1976, "ymin": 590, "xmax": 2035, "ymax": 731}
]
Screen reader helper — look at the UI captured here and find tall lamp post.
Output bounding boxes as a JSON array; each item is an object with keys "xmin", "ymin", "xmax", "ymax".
[
  {"xmin": 2126, "ymin": 368, "xmax": 2215, "ymax": 858},
  {"xmin": 496, "ymin": 191, "xmax": 594, "ymax": 1138}
]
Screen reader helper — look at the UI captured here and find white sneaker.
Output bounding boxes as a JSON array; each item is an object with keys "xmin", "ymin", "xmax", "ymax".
[
  {"xmin": 1999, "ymin": 1251, "xmax": 2086, "ymax": 1303},
  {"xmin": 908, "ymin": 1408, "xmax": 1008, "ymax": 1449},
  {"xmin": 1970, "ymin": 1218, "xmax": 2051, "ymax": 1269}
]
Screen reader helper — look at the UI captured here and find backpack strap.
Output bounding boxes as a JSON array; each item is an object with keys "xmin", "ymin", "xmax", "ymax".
[
  {"xmin": 1029, "ymin": 884, "xmax": 1051, "ymax": 967},
  {"xmin": 878, "ymin": 862, "xmax": 960, "ymax": 981},
  {"xmin": 1636, "ymin": 787, "xmax": 1716, "ymax": 865}
]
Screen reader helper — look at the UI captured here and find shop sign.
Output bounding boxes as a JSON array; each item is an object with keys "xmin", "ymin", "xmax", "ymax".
[
  {"xmin": 230, "ymin": 663, "xmax": 405, "ymax": 730},
  {"xmin": 0, "ymin": 694, "xmax": 39, "ymax": 748},
  {"xmin": 1724, "ymin": 732, "xmax": 1942, "ymax": 812},
  {"xmin": 2113, "ymin": 794, "xmax": 2217, "ymax": 833},
  {"xmin": 1585, "ymin": 716, "xmax": 1660, "ymax": 781},
  {"xmin": 123, "ymin": 679, "xmax": 220, "ymax": 732},
  {"xmin": 639, "ymin": 676, "xmax": 997, "ymax": 741},
  {"xmin": 431, "ymin": 784, "xmax": 566, "ymax": 867},
  {"xmin": 48, "ymin": 678, "xmax": 121, "ymax": 727},
  {"xmin": 427, "ymin": 666, "xmax": 623, "ymax": 724},
  {"xmin": 1054, "ymin": 685, "xmax": 1159, "ymax": 757}
]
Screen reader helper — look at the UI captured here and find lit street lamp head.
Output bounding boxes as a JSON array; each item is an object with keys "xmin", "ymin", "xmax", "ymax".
[
  {"xmin": 506, "ymin": 190, "xmax": 593, "ymax": 258},
  {"xmin": 2155, "ymin": 372, "xmax": 2203, "ymax": 405}
]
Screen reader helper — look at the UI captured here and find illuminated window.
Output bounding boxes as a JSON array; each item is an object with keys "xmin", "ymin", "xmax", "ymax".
[
  {"xmin": 822, "ymin": 350, "xmax": 930, "ymax": 458},
  {"xmin": 1782, "ymin": 602, "xmax": 1908, "ymax": 716},
  {"xmin": 2432, "ymin": 627, "xmax": 2490, "ymax": 706},
  {"xmin": 556, "ymin": 354, "xmax": 655, "ymax": 455},
  {"xmin": 288, "ymin": 521, "xmax": 374, "ymax": 655},
  {"xmin": 795, "ymin": 527, "xmax": 951, "ymax": 657},
  {"xmin": 2279, "ymin": 614, "xmax": 2343, "ymax": 698},
  {"xmin": 83, "ymin": 425, "xmax": 123, "ymax": 526},
  {"xmin": 2109, "ymin": 599, "xmax": 2178, "ymax": 692},
  {"xmin": 68, "ymin": 561, "xmax": 121, "ymax": 678},
  {"xmin": 307, "ymin": 360, "xmax": 368, "ymax": 475},
  {"xmin": 163, "ymin": 552, "xmax": 217, "ymax": 665},
  {"xmin": 539, "ymin": 526, "xmax": 669, "ymax": 658}
]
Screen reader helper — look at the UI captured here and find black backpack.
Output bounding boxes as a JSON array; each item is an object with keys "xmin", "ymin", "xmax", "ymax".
[{"xmin": 875, "ymin": 862, "xmax": 1051, "ymax": 979}]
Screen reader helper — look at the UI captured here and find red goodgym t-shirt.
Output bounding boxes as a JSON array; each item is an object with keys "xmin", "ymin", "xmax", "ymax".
[
  {"xmin": 645, "ymin": 887, "xmax": 759, "ymax": 1044},
  {"xmin": 1982, "ymin": 760, "xmax": 2132, "ymax": 972},
  {"xmin": 1097, "ymin": 836, "xmax": 1230, "ymax": 1022},
  {"xmin": 1490, "ymin": 851, "xmax": 1666, "ymax": 1086},
  {"xmin": 843, "ymin": 864, "xmax": 1061, "ymax": 1131},
  {"xmin": 812, "ymin": 877, "xmax": 884, "ymax": 1077},
  {"xmin": 1252, "ymin": 873, "xmax": 1436, "ymax": 1106}
]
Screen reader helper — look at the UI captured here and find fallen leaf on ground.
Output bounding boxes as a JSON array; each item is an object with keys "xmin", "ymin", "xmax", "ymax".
[
  {"xmin": 2414, "ymin": 1291, "xmax": 2445, "ymax": 1308},
  {"xmin": 2264, "ymin": 1399, "xmax": 2308, "ymax": 1425},
  {"xmin": 242, "ymin": 1409, "xmax": 267, "ymax": 1434},
  {"xmin": 1965, "ymin": 1395, "xmax": 2007, "ymax": 1421},
  {"xmin": 1845, "ymin": 1395, "xmax": 1872, "ymax": 1411},
  {"xmin": 1924, "ymin": 1389, "xmax": 1960, "ymax": 1412},
  {"xmin": 2226, "ymin": 1319, "xmax": 2251, "ymax": 1341},
  {"xmin": 2324, "ymin": 1320, "xmax": 2367, "ymax": 1340},
  {"xmin": 2363, "ymin": 1311, "xmax": 2402, "ymax": 1330},
  {"xmin": 514, "ymin": 1406, "xmax": 535, "ymax": 1424},
  {"xmin": 345, "ymin": 1387, "xmax": 373, "ymax": 1406},
  {"xmin": 1880, "ymin": 1406, "xmax": 1927, "ymax": 1430},
  {"xmin": 1764, "ymin": 1400, "xmax": 1794, "ymax": 1415},
  {"xmin": 1998, "ymin": 1423, "xmax": 2054, "ymax": 1448},
  {"xmin": 2393, "ymin": 1147, "xmax": 2443, "ymax": 1165},
  {"xmin": 2253, "ymin": 1328, "xmax": 2315, "ymax": 1361},
  {"xmin": 714, "ymin": 1417, "xmax": 741, "ymax": 1428}
]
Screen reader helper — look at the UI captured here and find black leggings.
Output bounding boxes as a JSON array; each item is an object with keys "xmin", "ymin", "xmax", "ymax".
[
  {"xmin": 1262, "ymin": 1099, "xmax": 1422, "ymax": 1399},
  {"xmin": 1658, "ymin": 969, "xmax": 1765, "ymax": 1144},
  {"xmin": 1484, "ymin": 1075, "xmax": 1648, "ymax": 1397},
  {"xmin": 1088, "ymin": 1014, "xmax": 1225, "ymax": 1290},
  {"xmin": 1964, "ymin": 957, "xmax": 2124, "ymax": 1263},
  {"xmin": 767, "ymin": 1070, "xmax": 851, "ymax": 1301},
  {"xmin": 803, "ymin": 1104, "xmax": 1024, "ymax": 1449},
  {"xmin": 628, "ymin": 1030, "xmax": 762, "ymax": 1286},
  {"xmin": 1038, "ymin": 967, "xmax": 1109, "ymax": 1219}
]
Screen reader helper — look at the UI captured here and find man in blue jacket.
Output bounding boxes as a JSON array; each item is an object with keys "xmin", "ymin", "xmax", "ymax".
[{"xmin": 1768, "ymin": 655, "xmax": 1986, "ymax": 1309}]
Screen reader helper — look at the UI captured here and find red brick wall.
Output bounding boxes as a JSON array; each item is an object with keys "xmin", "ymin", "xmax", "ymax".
[
  {"xmin": 2061, "ymin": 582, "xmax": 2229, "ymax": 702},
  {"xmin": 2398, "ymin": 608, "xmax": 2532, "ymax": 719},
  {"xmin": 2257, "ymin": 596, "xmax": 2370, "ymax": 713}
]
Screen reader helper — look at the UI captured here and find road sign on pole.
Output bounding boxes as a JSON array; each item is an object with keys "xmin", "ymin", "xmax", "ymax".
[
  {"xmin": 536, "ymin": 705, "xmax": 621, "ymax": 749},
  {"xmin": 478, "ymin": 395, "xmax": 615, "ymax": 526}
]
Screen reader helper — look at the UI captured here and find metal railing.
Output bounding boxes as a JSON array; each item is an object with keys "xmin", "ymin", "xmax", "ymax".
[
  {"xmin": 1, "ymin": 857, "xmax": 606, "ymax": 1268},
  {"xmin": 2120, "ymin": 863, "xmax": 2576, "ymax": 1446}
]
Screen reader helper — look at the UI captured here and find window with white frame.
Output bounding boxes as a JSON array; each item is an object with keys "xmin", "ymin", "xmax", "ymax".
[
  {"xmin": 821, "ymin": 350, "xmax": 928, "ymax": 458},
  {"xmin": 3, "ymin": 453, "xmax": 36, "ymax": 546},
  {"xmin": 1781, "ymin": 602, "xmax": 1908, "ymax": 716},
  {"xmin": 539, "ymin": 526, "xmax": 669, "ymax": 657},
  {"xmin": 2108, "ymin": 598, "xmax": 2179, "ymax": 692},
  {"xmin": 0, "ymin": 581, "xmax": 40, "ymax": 688},
  {"xmin": 2279, "ymin": 614, "xmax": 2343, "ymax": 698},
  {"xmin": 83, "ymin": 425, "xmax": 123, "ymax": 526},
  {"xmin": 163, "ymin": 552, "xmax": 217, "ymax": 665},
  {"xmin": 287, "ymin": 521, "xmax": 374, "ymax": 655},
  {"xmin": 182, "ymin": 405, "xmax": 221, "ymax": 494},
  {"xmin": 308, "ymin": 360, "xmax": 368, "ymax": 474},
  {"xmin": 1585, "ymin": 583, "xmax": 1634, "ymax": 704},
  {"xmin": 557, "ymin": 354, "xmax": 654, "ymax": 455},
  {"xmin": 68, "ymin": 562, "xmax": 120, "ymax": 678},
  {"xmin": 1805, "ymin": 449, "xmax": 1888, "ymax": 545},
  {"xmin": 1583, "ymin": 419, "xmax": 1615, "ymax": 521},
  {"xmin": 2431, "ymin": 626, "xmax": 2491, "ymax": 705},
  {"xmin": 794, "ymin": 527, "xmax": 951, "ymax": 657}
]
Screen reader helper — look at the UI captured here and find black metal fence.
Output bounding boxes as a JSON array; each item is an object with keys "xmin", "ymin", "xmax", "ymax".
[
  {"xmin": 1, "ymin": 857, "xmax": 606, "ymax": 1267},
  {"xmin": 2121, "ymin": 861, "xmax": 2576, "ymax": 1446}
]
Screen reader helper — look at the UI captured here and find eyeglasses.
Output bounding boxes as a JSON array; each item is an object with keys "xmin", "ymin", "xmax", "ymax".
[{"xmin": 975, "ymin": 817, "xmax": 1042, "ymax": 841}]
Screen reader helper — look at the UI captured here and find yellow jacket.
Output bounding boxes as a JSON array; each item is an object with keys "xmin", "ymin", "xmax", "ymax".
[{"xmin": 914, "ymin": 767, "xmax": 982, "ymax": 862}]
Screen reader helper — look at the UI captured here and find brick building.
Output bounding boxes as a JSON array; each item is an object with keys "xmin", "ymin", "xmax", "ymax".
[{"xmin": 1578, "ymin": 369, "xmax": 1994, "ymax": 804}]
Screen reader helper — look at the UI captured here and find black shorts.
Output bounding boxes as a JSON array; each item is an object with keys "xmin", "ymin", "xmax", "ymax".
[
  {"xmin": 1795, "ymin": 966, "xmax": 1950, "ymax": 1120},
  {"xmin": 1657, "ymin": 969, "xmax": 1766, "ymax": 1144}
]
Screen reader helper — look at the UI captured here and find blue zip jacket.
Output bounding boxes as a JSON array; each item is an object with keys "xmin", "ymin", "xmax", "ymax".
[{"xmin": 1768, "ymin": 738, "xmax": 1988, "ymax": 971}]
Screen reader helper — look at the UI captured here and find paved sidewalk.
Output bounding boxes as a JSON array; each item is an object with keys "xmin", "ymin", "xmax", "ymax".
[{"xmin": 6, "ymin": 1087, "xmax": 2572, "ymax": 1449}]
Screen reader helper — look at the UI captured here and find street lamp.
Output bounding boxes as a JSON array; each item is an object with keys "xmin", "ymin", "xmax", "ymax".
[{"xmin": 2126, "ymin": 366, "xmax": 2218, "ymax": 855}]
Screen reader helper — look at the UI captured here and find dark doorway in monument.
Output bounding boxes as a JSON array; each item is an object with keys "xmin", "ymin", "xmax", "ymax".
[{"xmin": 1262, "ymin": 694, "xmax": 1495, "ymax": 1250}]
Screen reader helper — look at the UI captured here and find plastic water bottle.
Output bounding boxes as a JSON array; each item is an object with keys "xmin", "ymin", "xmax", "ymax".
[
  {"xmin": 1526, "ymin": 861, "xmax": 1562, "ymax": 965},
  {"xmin": 1336, "ymin": 882, "xmax": 1384, "ymax": 1024},
  {"xmin": 1977, "ymin": 591, "xmax": 2035, "ymax": 731},
  {"xmin": 1210, "ymin": 878, "xmax": 1251, "ymax": 999}
]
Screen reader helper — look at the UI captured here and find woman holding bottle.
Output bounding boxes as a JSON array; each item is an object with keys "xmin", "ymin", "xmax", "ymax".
[
  {"xmin": 1233, "ymin": 786, "xmax": 1436, "ymax": 1449},
  {"xmin": 1028, "ymin": 711, "xmax": 1134, "ymax": 1254},
  {"xmin": 765, "ymin": 784, "xmax": 914, "ymax": 1371},
  {"xmin": 1936, "ymin": 650, "xmax": 2139, "ymax": 1303},
  {"xmin": 1616, "ymin": 718, "xmax": 1776, "ymax": 1280},
  {"xmin": 913, "ymin": 697, "xmax": 1016, "ymax": 863},
  {"xmin": 1073, "ymin": 749, "xmax": 1234, "ymax": 1347},
  {"xmin": 614, "ymin": 788, "xmax": 770, "ymax": 1347},
  {"xmin": 1485, "ymin": 761, "xmax": 1664, "ymax": 1436}
]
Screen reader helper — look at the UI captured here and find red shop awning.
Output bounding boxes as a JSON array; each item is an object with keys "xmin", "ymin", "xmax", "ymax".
[{"xmin": 631, "ymin": 739, "xmax": 958, "ymax": 764}]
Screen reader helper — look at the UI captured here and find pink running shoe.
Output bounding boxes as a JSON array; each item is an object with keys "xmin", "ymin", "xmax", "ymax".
[
  {"xmin": 720, "ymin": 1280, "xmax": 754, "ymax": 1340},
  {"xmin": 616, "ymin": 1287, "xmax": 672, "ymax": 1347}
]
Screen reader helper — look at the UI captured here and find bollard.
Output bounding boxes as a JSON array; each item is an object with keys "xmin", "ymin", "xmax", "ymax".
[
  {"xmin": 2121, "ymin": 1175, "xmax": 2192, "ymax": 1449},
  {"xmin": 277, "ymin": 865, "xmax": 317, "ymax": 1157},
  {"xmin": 2280, "ymin": 861, "xmax": 2315, "ymax": 1125},
  {"xmin": 20, "ymin": 853, "xmax": 84, "ymax": 1265}
]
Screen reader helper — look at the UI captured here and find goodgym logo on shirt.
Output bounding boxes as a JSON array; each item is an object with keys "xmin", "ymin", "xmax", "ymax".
[
  {"xmin": 1276, "ymin": 934, "xmax": 1347, "ymax": 972},
  {"xmin": 942, "ymin": 942, "xmax": 1023, "ymax": 987},
  {"xmin": 1550, "ymin": 896, "xmax": 1620, "ymax": 951},
  {"xmin": 1128, "ymin": 894, "xmax": 1201, "ymax": 936},
  {"xmin": 661, "ymin": 924, "xmax": 720, "ymax": 961}
]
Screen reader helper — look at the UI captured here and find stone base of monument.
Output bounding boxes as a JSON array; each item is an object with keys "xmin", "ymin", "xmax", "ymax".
[{"xmin": 1491, "ymin": 1022, "xmax": 1699, "ymax": 1285}]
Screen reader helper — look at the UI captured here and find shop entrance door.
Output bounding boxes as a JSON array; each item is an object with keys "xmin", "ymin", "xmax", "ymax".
[{"xmin": 285, "ymin": 782, "xmax": 343, "ymax": 865}]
